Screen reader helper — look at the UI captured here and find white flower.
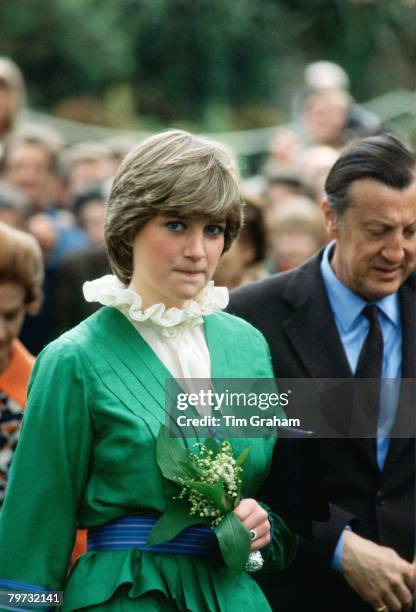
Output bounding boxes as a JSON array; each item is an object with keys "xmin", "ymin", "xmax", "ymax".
[{"xmin": 245, "ymin": 551, "xmax": 264, "ymax": 573}]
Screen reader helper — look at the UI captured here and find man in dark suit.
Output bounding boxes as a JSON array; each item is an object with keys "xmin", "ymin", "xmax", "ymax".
[{"xmin": 228, "ymin": 134, "xmax": 416, "ymax": 612}]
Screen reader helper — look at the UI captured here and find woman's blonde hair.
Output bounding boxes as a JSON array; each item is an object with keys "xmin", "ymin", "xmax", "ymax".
[
  {"xmin": 0, "ymin": 222, "xmax": 43, "ymax": 313},
  {"xmin": 105, "ymin": 129, "xmax": 243, "ymax": 284}
]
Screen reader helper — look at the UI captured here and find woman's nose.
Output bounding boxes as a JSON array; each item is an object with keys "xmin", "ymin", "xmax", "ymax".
[{"xmin": 184, "ymin": 231, "xmax": 205, "ymax": 259}]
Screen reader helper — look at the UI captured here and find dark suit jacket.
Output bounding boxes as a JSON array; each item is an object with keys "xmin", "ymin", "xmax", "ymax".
[{"xmin": 227, "ymin": 251, "xmax": 415, "ymax": 612}]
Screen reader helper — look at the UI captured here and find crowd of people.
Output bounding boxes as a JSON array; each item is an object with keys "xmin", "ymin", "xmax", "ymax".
[
  {"xmin": 0, "ymin": 58, "xmax": 384, "ymax": 357},
  {"xmin": 0, "ymin": 55, "xmax": 414, "ymax": 612}
]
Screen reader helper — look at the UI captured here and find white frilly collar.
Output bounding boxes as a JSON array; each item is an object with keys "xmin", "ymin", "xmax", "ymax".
[{"xmin": 83, "ymin": 274, "xmax": 229, "ymax": 337}]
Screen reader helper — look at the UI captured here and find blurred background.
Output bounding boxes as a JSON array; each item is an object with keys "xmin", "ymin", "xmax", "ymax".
[
  {"xmin": 1, "ymin": 0, "xmax": 415, "ymax": 161},
  {"xmin": 0, "ymin": 0, "xmax": 415, "ymax": 358}
]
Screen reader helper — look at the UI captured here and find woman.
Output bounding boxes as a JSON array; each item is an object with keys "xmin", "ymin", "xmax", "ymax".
[
  {"xmin": 0, "ymin": 221, "xmax": 43, "ymax": 507},
  {"xmin": 0, "ymin": 221, "xmax": 87, "ymax": 565},
  {"xmin": 0, "ymin": 130, "xmax": 296, "ymax": 611}
]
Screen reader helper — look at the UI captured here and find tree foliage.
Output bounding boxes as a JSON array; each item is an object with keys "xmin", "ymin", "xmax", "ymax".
[{"xmin": 0, "ymin": 0, "xmax": 414, "ymax": 130}]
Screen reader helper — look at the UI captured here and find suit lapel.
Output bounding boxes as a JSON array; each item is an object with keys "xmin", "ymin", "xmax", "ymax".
[
  {"xmin": 281, "ymin": 254, "xmax": 352, "ymax": 379},
  {"xmin": 385, "ymin": 273, "xmax": 416, "ymax": 469},
  {"xmin": 281, "ymin": 254, "xmax": 380, "ymax": 467}
]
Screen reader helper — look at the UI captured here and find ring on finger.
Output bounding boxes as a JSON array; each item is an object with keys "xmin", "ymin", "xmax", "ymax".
[
  {"xmin": 375, "ymin": 606, "xmax": 387, "ymax": 612},
  {"xmin": 249, "ymin": 529, "xmax": 257, "ymax": 541}
]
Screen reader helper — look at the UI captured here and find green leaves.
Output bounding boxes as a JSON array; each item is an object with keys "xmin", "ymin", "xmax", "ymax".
[
  {"xmin": 153, "ymin": 425, "xmax": 253, "ymax": 572},
  {"xmin": 155, "ymin": 425, "xmax": 193, "ymax": 483},
  {"xmin": 181, "ymin": 479, "xmax": 234, "ymax": 513},
  {"xmin": 214, "ymin": 512, "xmax": 251, "ymax": 572},
  {"xmin": 235, "ymin": 447, "xmax": 250, "ymax": 470},
  {"xmin": 146, "ymin": 500, "xmax": 204, "ymax": 546},
  {"xmin": 235, "ymin": 447, "xmax": 250, "ymax": 499}
]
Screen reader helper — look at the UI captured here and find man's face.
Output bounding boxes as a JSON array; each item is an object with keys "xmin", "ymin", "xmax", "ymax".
[
  {"xmin": 4, "ymin": 143, "xmax": 54, "ymax": 210},
  {"xmin": 323, "ymin": 175, "xmax": 416, "ymax": 301}
]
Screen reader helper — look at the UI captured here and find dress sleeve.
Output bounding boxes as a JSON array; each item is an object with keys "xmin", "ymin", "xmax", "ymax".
[{"xmin": 0, "ymin": 337, "xmax": 93, "ymax": 597}]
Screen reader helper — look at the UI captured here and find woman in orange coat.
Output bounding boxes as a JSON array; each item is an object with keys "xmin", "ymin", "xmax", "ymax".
[{"xmin": 0, "ymin": 220, "xmax": 87, "ymax": 562}]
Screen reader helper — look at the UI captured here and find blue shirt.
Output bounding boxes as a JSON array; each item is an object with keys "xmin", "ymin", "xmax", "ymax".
[{"xmin": 320, "ymin": 242, "xmax": 402, "ymax": 570}]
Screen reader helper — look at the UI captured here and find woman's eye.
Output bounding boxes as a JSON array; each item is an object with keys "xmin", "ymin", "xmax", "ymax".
[
  {"xmin": 205, "ymin": 224, "xmax": 225, "ymax": 236},
  {"xmin": 166, "ymin": 221, "xmax": 185, "ymax": 232}
]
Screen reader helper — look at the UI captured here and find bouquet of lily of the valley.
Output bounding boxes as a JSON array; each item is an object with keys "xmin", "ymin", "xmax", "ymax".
[{"xmin": 147, "ymin": 425, "xmax": 264, "ymax": 572}]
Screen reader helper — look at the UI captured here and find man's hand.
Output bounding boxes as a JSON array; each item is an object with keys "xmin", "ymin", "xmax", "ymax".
[
  {"xmin": 234, "ymin": 498, "xmax": 270, "ymax": 551},
  {"xmin": 341, "ymin": 531, "xmax": 415, "ymax": 611}
]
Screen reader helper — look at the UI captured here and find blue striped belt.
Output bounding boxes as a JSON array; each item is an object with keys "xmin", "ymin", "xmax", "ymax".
[{"xmin": 87, "ymin": 515, "xmax": 218, "ymax": 556}]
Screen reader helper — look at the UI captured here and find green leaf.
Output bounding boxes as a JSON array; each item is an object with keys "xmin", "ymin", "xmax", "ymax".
[
  {"xmin": 235, "ymin": 447, "xmax": 250, "ymax": 470},
  {"xmin": 235, "ymin": 447, "xmax": 250, "ymax": 499},
  {"xmin": 156, "ymin": 425, "xmax": 192, "ymax": 483},
  {"xmin": 182, "ymin": 478, "xmax": 233, "ymax": 513},
  {"xmin": 177, "ymin": 460, "xmax": 201, "ymax": 478},
  {"xmin": 214, "ymin": 512, "xmax": 251, "ymax": 572},
  {"xmin": 146, "ymin": 500, "xmax": 204, "ymax": 546}
]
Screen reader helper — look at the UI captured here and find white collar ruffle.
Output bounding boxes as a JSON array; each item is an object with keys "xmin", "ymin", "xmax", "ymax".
[{"xmin": 83, "ymin": 274, "xmax": 229, "ymax": 337}]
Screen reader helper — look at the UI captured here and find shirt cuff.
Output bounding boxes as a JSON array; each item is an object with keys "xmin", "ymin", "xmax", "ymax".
[{"xmin": 331, "ymin": 525, "xmax": 352, "ymax": 573}]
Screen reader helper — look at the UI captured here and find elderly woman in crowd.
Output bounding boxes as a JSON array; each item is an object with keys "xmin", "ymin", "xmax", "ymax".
[{"xmin": 0, "ymin": 130, "xmax": 296, "ymax": 612}]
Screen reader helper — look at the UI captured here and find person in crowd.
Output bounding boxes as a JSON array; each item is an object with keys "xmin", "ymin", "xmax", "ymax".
[
  {"xmin": 294, "ymin": 145, "xmax": 340, "ymax": 202},
  {"xmin": 0, "ymin": 129, "xmax": 297, "ymax": 611},
  {"xmin": 0, "ymin": 129, "xmax": 88, "ymax": 354},
  {"xmin": 0, "ymin": 57, "xmax": 26, "ymax": 147},
  {"xmin": 102, "ymin": 135, "xmax": 140, "ymax": 174},
  {"xmin": 303, "ymin": 60, "xmax": 350, "ymax": 91},
  {"xmin": 0, "ymin": 180, "xmax": 29, "ymax": 229},
  {"xmin": 263, "ymin": 167, "xmax": 306, "ymax": 226},
  {"xmin": 0, "ymin": 128, "xmax": 87, "ymax": 260},
  {"xmin": 70, "ymin": 182, "xmax": 108, "ymax": 247},
  {"xmin": 58, "ymin": 141, "xmax": 115, "ymax": 203},
  {"xmin": 53, "ymin": 244, "xmax": 111, "ymax": 336},
  {"xmin": 53, "ymin": 184, "xmax": 111, "ymax": 335},
  {"xmin": 301, "ymin": 87, "xmax": 354, "ymax": 149},
  {"xmin": 214, "ymin": 196, "xmax": 267, "ymax": 289},
  {"xmin": 0, "ymin": 221, "xmax": 88, "ymax": 563},
  {"xmin": 302, "ymin": 60, "xmax": 382, "ymax": 141},
  {"xmin": 266, "ymin": 195, "xmax": 327, "ymax": 273},
  {"xmin": 0, "ymin": 222, "xmax": 43, "ymax": 507},
  {"xmin": 0, "ymin": 128, "xmax": 63, "ymax": 214},
  {"xmin": 228, "ymin": 134, "xmax": 416, "ymax": 612},
  {"xmin": 265, "ymin": 127, "xmax": 302, "ymax": 172}
]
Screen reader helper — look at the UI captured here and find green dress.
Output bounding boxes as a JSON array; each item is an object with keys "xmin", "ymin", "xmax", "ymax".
[{"xmin": 0, "ymin": 307, "xmax": 296, "ymax": 611}]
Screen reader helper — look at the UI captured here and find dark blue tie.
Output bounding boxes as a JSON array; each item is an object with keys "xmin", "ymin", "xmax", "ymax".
[{"xmin": 355, "ymin": 305, "xmax": 384, "ymax": 433}]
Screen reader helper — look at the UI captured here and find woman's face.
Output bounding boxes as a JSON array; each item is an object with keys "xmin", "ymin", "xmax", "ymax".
[
  {"xmin": 0, "ymin": 282, "xmax": 26, "ymax": 373},
  {"xmin": 129, "ymin": 215, "xmax": 225, "ymax": 309}
]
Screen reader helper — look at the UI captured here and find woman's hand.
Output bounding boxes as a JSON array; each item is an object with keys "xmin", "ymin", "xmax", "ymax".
[{"xmin": 234, "ymin": 498, "xmax": 270, "ymax": 551}]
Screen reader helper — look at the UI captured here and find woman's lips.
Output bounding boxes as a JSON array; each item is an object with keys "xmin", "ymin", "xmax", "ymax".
[{"xmin": 175, "ymin": 269, "xmax": 204, "ymax": 275}]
